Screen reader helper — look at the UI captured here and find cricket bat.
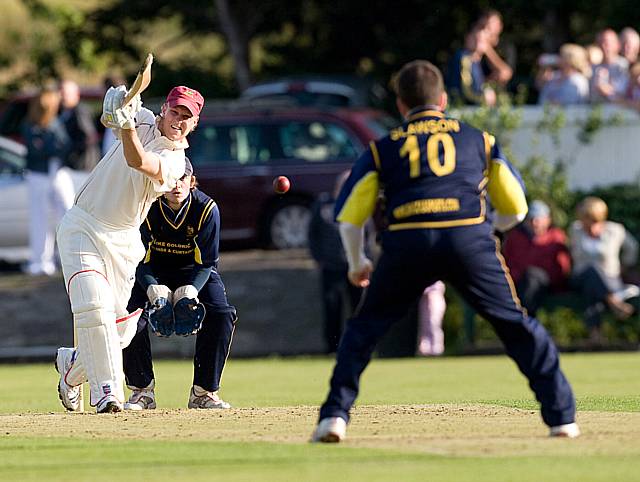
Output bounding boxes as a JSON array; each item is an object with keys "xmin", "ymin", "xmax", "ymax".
[{"xmin": 122, "ymin": 53, "xmax": 154, "ymax": 107}]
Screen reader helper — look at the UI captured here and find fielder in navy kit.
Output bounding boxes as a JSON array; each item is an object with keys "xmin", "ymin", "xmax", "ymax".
[
  {"xmin": 311, "ymin": 60, "xmax": 579, "ymax": 442},
  {"xmin": 123, "ymin": 158, "xmax": 237, "ymax": 410}
]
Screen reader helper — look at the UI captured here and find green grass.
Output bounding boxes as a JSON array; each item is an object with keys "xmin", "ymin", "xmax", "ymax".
[{"xmin": 1, "ymin": 353, "xmax": 640, "ymax": 481}]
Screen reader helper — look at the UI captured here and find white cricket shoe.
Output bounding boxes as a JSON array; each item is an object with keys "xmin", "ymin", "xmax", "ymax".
[
  {"xmin": 97, "ymin": 395, "xmax": 123, "ymax": 414},
  {"xmin": 311, "ymin": 417, "xmax": 347, "ymax": 443},
  {"xmin": 54, "ymin": 347, "xmax": 81, "ymax": 412},
  {"xmin": 125, "ymin": 381, "xmax": 156, "ymax": 411},
  {"xmin": 188, "ymin": 386, "xmax": 231, "ymax": 409},
  {"xmin": 549, "ymin": 422, "xmax": 581, "ymax": 438}
]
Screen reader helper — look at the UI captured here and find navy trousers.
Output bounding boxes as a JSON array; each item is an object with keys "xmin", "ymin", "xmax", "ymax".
[
  {"xmin": 123, "ymin": 271, "xmax": 236, "ymax": 392},
  {"xmin": 319, "ymin": 223, "xmax": 576, "ymax": 427}
]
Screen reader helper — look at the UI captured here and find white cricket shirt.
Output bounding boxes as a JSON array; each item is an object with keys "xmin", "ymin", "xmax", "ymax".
[{"xmin": 73, "ymin": 107, "xmax": 186, "ymax": 229}]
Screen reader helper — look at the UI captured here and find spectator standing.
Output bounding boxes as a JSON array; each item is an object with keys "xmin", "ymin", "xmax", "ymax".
[
  {"xmin": 59, "ymin": 80, "xmax": 100, "ymax": 172},
  {"xmin": 308, "ymin": 171, "xmax": 364, "ymax": 353},
  {"xmin": 569, "ymin": 196, "xmax": 639, "ymax": 344},
  {"xmin": 619, "ymin": 27, "xmax": 640, "ymax": 66},
  {"xmin": 21, "ymin": 85, "xmax": 73, "ymax": 276},
  {"xmin": 591, "ymin": 29, "xmax": 629, "ymax": 102},
  {"xmin": 538, "ymin": 44, "xmax": 591, "ymax": 105},
  {"xmin": 503, "ymin": 200, "xmax": 571, "ymax": 315},
  {"xmin": 475, "ymin": 9, "xmax": 514, "ymax": 86},
  {"xmin": 446, "ymin": 26, "xmax": 497, "ymax": 106}
]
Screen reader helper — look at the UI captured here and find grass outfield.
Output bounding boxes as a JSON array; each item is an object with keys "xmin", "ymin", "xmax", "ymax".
[{"xmin": 1, "ymin": 353, "xmax": 640, "ymax": 481}]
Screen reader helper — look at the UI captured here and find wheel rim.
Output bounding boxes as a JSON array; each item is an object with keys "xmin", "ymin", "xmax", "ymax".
[{"xmin": 269, "ymin": 204, "xmax": 311, "ymax": 249}]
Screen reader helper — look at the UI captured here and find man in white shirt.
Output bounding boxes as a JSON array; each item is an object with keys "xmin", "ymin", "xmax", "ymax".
[{"xmin": 54, "ymin": 85, "xmax": 204, "ymax": 413}]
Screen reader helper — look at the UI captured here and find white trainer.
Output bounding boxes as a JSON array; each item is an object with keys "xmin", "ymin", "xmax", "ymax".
[
  {"xmin": 97, "ymin": 395, "xmax": 123, "ymax": 414},
  {"xmin": 311, "ymin": 417, "xmax": 347, "ymax": 443},
  {"xmin": 549, "ymin": 422, "xmax": 581, "ymax": 438},
  {"xmin": 54, "ymin": 347, "xmax": 81, "ymax": 412},
  {"xmin": 124, "ymin": 381, "xmax": 156, "ymax": 411},
  {"xmin": 188, "ymin": 386, "xmax": 231, "ymax": 409}
]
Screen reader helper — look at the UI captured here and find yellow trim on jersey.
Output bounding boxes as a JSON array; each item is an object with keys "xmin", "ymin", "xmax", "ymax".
[
  {"xmin": 198, "ymin": 200, "xmax": 215, "ymax": 231},
  {"xmin": 407, "ymin": 109, "xmax": 445, "ymax": 121},
  {"xmin": 160, "ymin": 196, "xmax": 192, "ymax": 230},
  {"xmin": 336, "ymin": 171, "xmax": 380, "ymax": 227},
  {"xmin": 492, "ymin": 234, "xmax": 526, "ymax": 314},
  {"xmin": 143, "ymin": 245, "xmax": 152, "ymax": 263},
  {"xmin": 370, "ymin": 141, "xmax": 381, "ymax": 171},
  {"xmin": 482, "ymin": 132, "xmax": 494, "ymax": 170},
  {"xmin": 487, "ymin": 159, "xmax": 528, "ymax": 216},
  {"xmin": 461, "ymin": 55, "xmax": 485, "ymax": 104},
  {"xmin": 388, "ymin": 215, "xmax": 485, "ymax": 230},
  {"xmin": 193, "ymin": 238, "xmax": 203, "ymax": 264}
]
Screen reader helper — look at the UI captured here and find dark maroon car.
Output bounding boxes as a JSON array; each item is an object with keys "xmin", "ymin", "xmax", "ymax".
[{"xmin": 187, "ymin": 103, "xmax": 396, "ymax": 249}]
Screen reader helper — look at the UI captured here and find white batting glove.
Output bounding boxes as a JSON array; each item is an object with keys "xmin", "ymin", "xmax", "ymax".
[
  {"xmin": 172, "ymin": 285, "xmax": 199, "ymax": 303},
  {"xmin": 127, "ymin": 94, "xmax": 143, "ymax": 116},
  {"xmin": 146, "ymin": 284, "xmax": 172, "ymax": 305},
  {"xmin": 101, "ymin": 86, "xmax": 139, "ymax": 130}
]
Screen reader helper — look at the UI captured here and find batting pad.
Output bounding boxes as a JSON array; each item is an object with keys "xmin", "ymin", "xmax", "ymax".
[{"xmin": 69, "ymin": 271, "xmax": 124, "ymax": 406}]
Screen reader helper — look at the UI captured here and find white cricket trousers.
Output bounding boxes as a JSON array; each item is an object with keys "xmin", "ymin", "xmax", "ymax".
[
  {"xmin": 57, "ymin": 206, "xmax": 145, "ymax": 406},
  {"xmin": 25, "ymin": 160, "xmax": 75, "ymax": 275}
]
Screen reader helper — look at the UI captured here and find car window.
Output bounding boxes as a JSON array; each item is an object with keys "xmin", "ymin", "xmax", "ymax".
[
  {"xmin": 365, "ymin": 115, "xmax": 399, "ymax": 138},
  {"xmin": 188, "ymin": 123, "xmax": 278, "ymax": 166},
  {"xmin": 279, "ymin": 121, "xmax": 358, "ymax": 162}
]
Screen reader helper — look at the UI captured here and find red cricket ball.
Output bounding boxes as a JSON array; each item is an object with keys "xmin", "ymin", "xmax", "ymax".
[{"xmin": 273, "ymin": 175, "xmax": 291, "ymax": 194}]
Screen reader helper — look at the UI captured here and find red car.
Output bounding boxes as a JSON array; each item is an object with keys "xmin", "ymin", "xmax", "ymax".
[{"xmin": 188, "ymin": 103, "xmax": 396, "ymax": 249}]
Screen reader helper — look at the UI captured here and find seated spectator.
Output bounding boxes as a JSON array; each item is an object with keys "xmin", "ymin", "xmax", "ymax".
[
  {"xmin": 474, "ymin": 9, "xmax": 514, "ymax": 86},
  {"xmin": 446, "ymin": 26, "xmax": 497, "ymax": 106},
  {"xmin": 538, "ymin": 44, "xmax": 590, "ymax": 105},
  {"xmin": 620, "ymin": 27, "xmax": 640, "ymax": 66},
  {"xmin": 569, "ymin": 196, "xmax": 640, "ymax": 344},
  {"xmin": 591, "ymin": 28, "xmax": 629, "ymax": 102},
  {"xmin": 503, "ymin": 200, "xmax": 571, "ymax": 315}
]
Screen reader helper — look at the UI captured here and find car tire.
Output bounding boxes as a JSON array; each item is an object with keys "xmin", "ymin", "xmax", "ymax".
[{"xmin": 264, "ymin": 200, "xmax": 312, "ymax": 249}]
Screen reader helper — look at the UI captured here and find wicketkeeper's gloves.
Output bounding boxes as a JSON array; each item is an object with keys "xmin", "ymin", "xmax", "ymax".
[
  {"xmin": 145, "ymin": 284, "xmax": 174, "ymax": 337},
  {"xmin": 173, "ymin": 285, "xmax": 206, "ymax": 337}
]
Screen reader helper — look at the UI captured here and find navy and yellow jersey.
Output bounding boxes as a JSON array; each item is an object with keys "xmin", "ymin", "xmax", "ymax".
[
  {"xmin": 446, "ymin": 49, "xmax": 486, "ymax": 105},
  {"xmin": 334, "ymin": 108, "xmax": 528, "ymax": 231},
  {"xmin": 138, "ymin": 188, "xmax": 220, "ymax": 288}
]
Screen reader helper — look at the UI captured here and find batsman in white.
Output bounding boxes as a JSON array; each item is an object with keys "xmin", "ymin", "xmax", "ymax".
[{"xmin": 54, "ymin": 84, "xmax": 204, "ymax": 413}]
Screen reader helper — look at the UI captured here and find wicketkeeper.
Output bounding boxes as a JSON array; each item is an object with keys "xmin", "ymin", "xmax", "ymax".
[
  {"xmin": 55, "ymin": 83, "xmax": 203, "ymax": 413},
  {"xmin": 122, "ymin": 158, "xmax": 237, "ymax": 410}
]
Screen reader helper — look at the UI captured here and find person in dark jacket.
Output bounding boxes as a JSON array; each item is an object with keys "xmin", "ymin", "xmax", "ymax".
[{"xmin": 59, "ymin": 79, "xmax": 100, "ymax": 171}]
